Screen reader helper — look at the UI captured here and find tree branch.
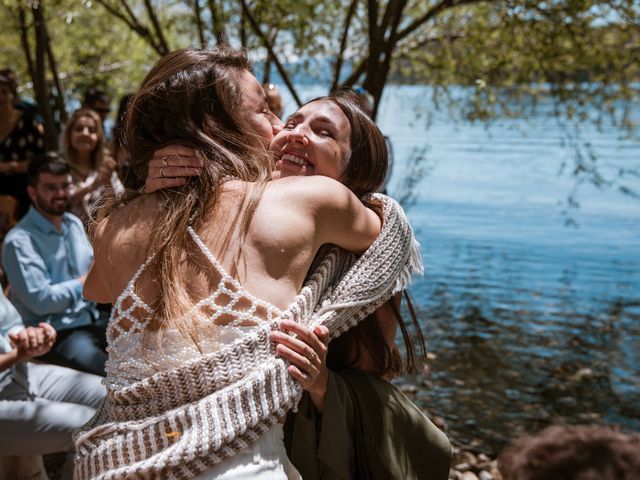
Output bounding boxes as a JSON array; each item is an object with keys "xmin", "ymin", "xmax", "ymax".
[
  {"xmin": 397, "ymin": 0, "xmax": 488, "ymax": 42},
  {"xmin": 31, "ymin": 4, "xmax": 58, "ymax": 150},
  {"xmin": 44, "ymin": 20, "xmax": 67, "ymax": 124},
  {"xmin": 331, "ymin": 0, "xmax": 359, "ymax": 91},
  {"xmin": 208, "ymin": 0, "xmax": 227, "ymax": 45},
  {"xmin": 380, "ymin": 0, "xmax": 400, "ymax": 36},
  {"xmin": 94, "ymin": 0, "xmax": 139, "ymax": 33},
  {"xmin": 369, "ymin": 0, "xmax": 407, "ymax": 117},
  {"xmin": 397, "ymin": 32, "xmax": 464, "ymax": 53},
  {"xmin": 263, "ymin": 27, "xmax": 278, "ymax": 83},
  {"xmin": 239, "ymin": 0, "xmax": 302, "ymax": 106},
  {"xmin": 143, "ymin": 0, "xmax": 170, "ymax": 55},
  {"xmin": 189, "ymin": 0, "xmax": 207, "ymax": 47},
  {"xmin": 18, "ymin": 6, "xmax": 35, "ymax": 83},
  {"xmin": 367, "ymin": 0, "xmax": 380, "ymax": 60},
  {"xmin": 95, "ymin": 0, "xmax": 165, "ymax": 56},
  {"xmin": 341, "ymin": 57, "xmax": 369, "ymax": 87}
]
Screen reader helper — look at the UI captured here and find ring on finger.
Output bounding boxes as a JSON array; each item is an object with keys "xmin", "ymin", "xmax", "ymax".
[
  {"xmin": 162, "ymin": 156, "xmax": 168, "ymax": 167},
  {"xmin": 160, "ymin": 166, "xmax": 166, "ymax": 178},
  {"xmin": 306, "ymin": 350, "xmax": 317, "ymax": 365}
]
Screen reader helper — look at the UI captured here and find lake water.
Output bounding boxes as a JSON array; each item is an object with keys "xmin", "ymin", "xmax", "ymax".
[{"xmin": 287, "ymin": 84, "xmax": 640, "ymax": 453}]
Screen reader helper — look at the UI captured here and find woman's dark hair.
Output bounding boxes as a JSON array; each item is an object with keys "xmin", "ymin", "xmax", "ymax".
[
  {"xmin": 113, "ymin": 93, "xmax": 133, "ymax": 153},
  {"xmin": 26, "ymin": 152, "xmax": 71, "ymax": 187},
  {"xmin": 327, "ymin": 291, "xmax": 427, "ymax": 378},
  {"xmin": 111, "ymin": 93, "xmax": 137, "ymax": 188},
  {"xmin": 304, "ymin": 93, "xmax": 388, "ymax": 198}
]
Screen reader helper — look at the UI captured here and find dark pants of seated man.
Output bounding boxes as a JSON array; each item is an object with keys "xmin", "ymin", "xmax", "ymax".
[{"xmin": 38, "ymin": 311, "xmax": 109, "ymax": 377}]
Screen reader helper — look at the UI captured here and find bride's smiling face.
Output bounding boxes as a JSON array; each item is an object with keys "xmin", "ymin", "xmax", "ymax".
[{"xmin": 270, "ymin": 100, "xmax": 351, "ymax": 181}]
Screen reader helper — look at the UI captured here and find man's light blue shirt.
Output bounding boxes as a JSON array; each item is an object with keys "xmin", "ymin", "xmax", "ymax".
[{"xmin": 2, "ymin": 206, "xmax": 97, "ymax": 331}]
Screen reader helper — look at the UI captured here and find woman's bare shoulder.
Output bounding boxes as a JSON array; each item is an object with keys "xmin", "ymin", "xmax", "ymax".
[
  {"xmin": 86, "ymin": 196, "xmax": 160, "ymax": 303},
  {"xmin": 93, "ymin": 196, "xmax": 158, "ymax": 263}
]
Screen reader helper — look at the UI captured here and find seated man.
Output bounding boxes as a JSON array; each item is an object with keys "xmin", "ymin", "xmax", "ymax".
[
  {"xmin": 0, "ymin": 285, "xmax": 104, "ymax": 479},
  {"xmin": 2, "ymin": 153, "xmax": 107, "ymax": 375}
]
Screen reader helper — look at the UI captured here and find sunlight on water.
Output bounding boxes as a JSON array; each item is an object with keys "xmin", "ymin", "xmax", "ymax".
[{"xmin": 379, "ymin": 85, "xmax": 640, "ymax": 452}]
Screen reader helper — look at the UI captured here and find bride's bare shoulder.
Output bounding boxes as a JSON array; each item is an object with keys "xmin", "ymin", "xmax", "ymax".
[
  {"xmin": 85, "ymin": 196, "xmax": 161, "ymax": 303},
  {"xmin": 92, "ymin": 195, "xmax": 159, "ymax": 258}
]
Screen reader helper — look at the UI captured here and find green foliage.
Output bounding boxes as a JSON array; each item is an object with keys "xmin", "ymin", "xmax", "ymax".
[
  {"xmin": 1, "ymin": 1, "xmax": 638, "ymax": 133},
  {"xmin": 1, "ymin": 0, "xmax": 157, "ymax": 106}
]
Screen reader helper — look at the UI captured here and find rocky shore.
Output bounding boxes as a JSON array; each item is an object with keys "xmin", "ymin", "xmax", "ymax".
[{"xmin": 448, "ymin": 443, "xmax": 501, "ymax": 480}]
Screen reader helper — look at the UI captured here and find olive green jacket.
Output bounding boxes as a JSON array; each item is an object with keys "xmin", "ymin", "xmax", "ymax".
[{"xmin": 284, "ymin": 370, "xmax": 451, "ymax": 480}]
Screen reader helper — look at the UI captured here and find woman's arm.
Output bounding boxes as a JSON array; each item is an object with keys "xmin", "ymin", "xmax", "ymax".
[
  {"xmin": 68, "ymin": 154, "xmax": 118, "ymax": 207},
  {"xmin": 0, "ymin": 160, "xmax": 29, "ymax": 175},
  {"xmin": 276, "ymin": 175, "xmax": 381, "ymax": 255}
]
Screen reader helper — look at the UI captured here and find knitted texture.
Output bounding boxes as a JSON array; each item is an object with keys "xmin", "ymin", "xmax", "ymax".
[{"xmin": 74, "ymin": 194, "xmax": 422, "ymax": 479}]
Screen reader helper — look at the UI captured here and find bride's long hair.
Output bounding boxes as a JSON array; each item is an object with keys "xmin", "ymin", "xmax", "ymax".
[{"xmin": 104, "ymin": 47, "xmax": 273, "ymax": 336}]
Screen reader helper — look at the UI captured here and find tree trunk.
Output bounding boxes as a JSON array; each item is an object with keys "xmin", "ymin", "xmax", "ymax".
[
  {"xmin": 31, "ymin": 3, "xmax": 58, "ymax": 151},
  {"xmin": 43, "ymin": 15, "xmax": 67, "ymax": 126},
  {"xmin": 331, "ymin": 0, "xmax": 358, "ymax": 92},
  {"xmin": 207, "ymin": 0, "xmax": 227, "ymax": 45},
  {"xmin": 192, "ymin": 0, "xmax": 207, "ymax": 48},
  {"xmin": 240, "ymin": 0, "xmax": 301, "ymax": 106},
  {"xmin": 240, "ymin": 10, "xmax": 247, "ymax": 48},
  {"xmin": 262, "ymin": 28, "xmax": 278, "ymax": 84},
  {"xmin": 18, "ymin": 6, "xmax": 35, "ymax": 84}
]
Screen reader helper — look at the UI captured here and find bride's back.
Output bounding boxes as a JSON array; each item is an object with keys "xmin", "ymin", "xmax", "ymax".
[{"xmin": 89, "ymin": 175, "xmax": 333, "ymax": 314}]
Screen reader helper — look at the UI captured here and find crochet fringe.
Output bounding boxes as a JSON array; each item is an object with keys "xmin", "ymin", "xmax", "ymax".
[{"xmin": 74, "ymin": 194, "xmax": 422, "ymax": 479}]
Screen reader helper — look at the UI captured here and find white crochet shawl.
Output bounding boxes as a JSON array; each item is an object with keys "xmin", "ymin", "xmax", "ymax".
[{"xmin": 74, "ymin": 194, "xmax": 423, "ymax": 479}]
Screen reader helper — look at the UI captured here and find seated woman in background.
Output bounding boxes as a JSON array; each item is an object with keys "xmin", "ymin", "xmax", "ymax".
[
  {"xmin": 62, "ymin": 108, "xmax": 123, "ymax": 225},
  {"xmin": 0, "ymin": 69, "xmax": 45, "ymax": 217},
  {"xmin": 0, "ymin": 276, "xmax": 105, "ymax": 480}
]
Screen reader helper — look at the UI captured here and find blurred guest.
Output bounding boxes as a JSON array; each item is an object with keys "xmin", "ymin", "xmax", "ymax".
[
  {"xmin": 63, "ymin": 109, "xmax": 122, "ymax": 225},
  {"xmin": 82, "ymin": 87, "xmax": 111, "ymax": 126},
  {"xmin": 498, "ymin": 424, "xmax": 640, "ymax": 480},
  {"xmin": 263, "ymin": 82, "xmax": 284, "ymax": 119},
  {"xmin": 83, "ymin": 87, "xmax": 112, "ymax": 144},
  {"xmin": 0, "ymin": 283, "xmax": 104, "ymax": 480},
  {"xmin": 2, "ymin": 153, "xmax": 108, "ymax": 376},
  {"xmin": 0, "ymin": 68, "xmax": 45, "ymax": 217}
]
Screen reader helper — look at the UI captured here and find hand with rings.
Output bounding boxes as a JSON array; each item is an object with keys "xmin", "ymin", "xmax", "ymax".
[
  {"xmin": 271, "ymin": 320, "xmax": 330, "ymax": 412},
  {"xmin": 9, "ymin": 323, "xmax": 57, "ymax": 362},
  {"xmin": 145, "ymin": 145, "xmax": 204, "ymax": 193}
]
